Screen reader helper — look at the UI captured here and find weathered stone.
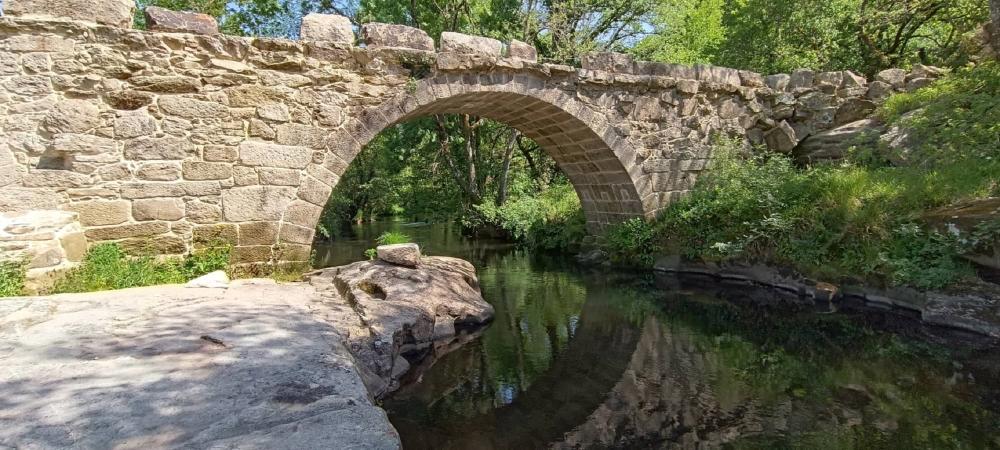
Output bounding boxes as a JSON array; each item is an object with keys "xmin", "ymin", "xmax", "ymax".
[
  {"xmin": 203, "ymin": 145, "xmax": 237, "ymax": 162},
  {"xmin": 834, "ymin": 98, "xmax": 877, "ymax": 126},
  {"xmin": 183, "ymin": 162, "xmax": 233, "ymax": 181},
  {"xmin": 130, "ymin": 75, "xmax": 203, "ymax": 93},
  {"xmin": 441, "ymin": 32, "xmax": 503, "ymax": 56},
  {"xmin": 238, "ymin": 141, "xmax": 312, "ymax": 169},
  {"xmin": 21, "ymin": 170, "xmax": 91, "ymax": 188},
  {"xmin": 125, "ymin": 136, "xmax": 196, "ymax": 160},
  {"xmin": 193, "ymin": 223, "xmax": 237, "ymax": 246},
  {"xmin": 114, "ymin": 113, "xmax": 157, "ymax": 139},
  {"xmin": 221, "ymin": 186, "xmax": 297, "ymax": 222},
  {"xmin": 582, "ymin": 52, "xmax": 633, "ymax": 73},
  {"xmin": 377, "ymin": 243, "xmax": 421, "ymax": 267},
  {"xmin": 21, "ymin": 53, "xmax": 50, "ymax": 73},
  {"xmin": 284, "ymin": 200, "xmax": 322, "ymax": 228},
  {"xmin": 788, "ymin": 69, "xmax": 815, "ymax": 91},
  {"xmin": 136, "ymin": 162, "xmax": 182, "ymax": 181},
  {"xmin": 876, "ymin": 68, "xmax": 907, "ymax": 88},
  {"xmin": 257, "ymin": 104, "xmax": 291, "ymax": 122},
  {"xmin": 185, "ymin": 201, "xmax": 222, "ymax": 224},
  {"xmin": 763, "ymin": 120, "xmax": 798, "ymax": 153},
  {"xmin": 0, "ymin": 187, "xmax": 64, "ymax": 212},
  {"xmin": 258, "ymin": 168, "xmax": 301, "ymax": 186},
  {"xmin": 66, "ymin": 200, "xmax": 130, "ymax": 226},
  {"xmin": 105, "ymin": 91, "xmax": 155, "ymax": 110},
  {"xmin": 795, "ymin": 119, "xmax": 883, "ymax": 164},
  {"xmin": 866, "ymin": 81, "xmax": 894, "ymax": 102},
  {"xmin": 52, "ymin": 134, "xmax": 117, "ymax": 155},
  {"xmin": 300, "ymin": 13, "xmax": 354, "ymax": 44},
  {"xmin": 238, "ymin": 221, "xmax": 280, "ymax": 246},
  {"xmin": 185, "ymin": 270, "xmax": 229, "ymax": 288},
  {"xmin": 306, "ymin": 256, "xmax": 493, "ymax": 395},
  {"xmin": 144, "ymin": 6, "xmax": 219, "ymax": 35},
  {"xmin": 132, "ymin": 198, "xmax": 185, "ymax": 221},
  {"xmin": 275, "ymin": 124, "xmax": 327, "ymax": 148},
  {"xmin": 84, "ymin": 222, "xmax": 169, "ymax": 240},
  {"xmin": 508, "ymin": 40, "xmax": 537, "ymax": 61},
  {"xmin": 5, "ymin": 0, "xmax": 135, "ymax": 28},
  {"xmin": 361, "ymin": 23, "xmax": 435, "ymax": 51},
  {"xmin": 158, "ymin": 96, "xmax": 229, "ymax": 118},
  {"xmin": 226, "ymin": 85, "xmax": 287, "ymax": 108},
  {"xmin": 43, "ymin": 100, "xmax": 101, "ymax": 134}
]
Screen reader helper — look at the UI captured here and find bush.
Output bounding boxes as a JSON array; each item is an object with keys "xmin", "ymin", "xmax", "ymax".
[
  {"xmin": 0, "ymin": 259, "xmax": 27, "ymax": 297},
  {"xmin": 52, "ymin": 243, "xmax": 230, "ymax": 294},
  {"xmin": 475, "ymin": 182, "xmax": 587, "ymax": 251},
  {"xmin": 602, "ymin": 217, "xmax": 657, "ymax": 267},
  {"xmin": 366, "ymin": 231, "xmax": 413, "ymax": 260}
]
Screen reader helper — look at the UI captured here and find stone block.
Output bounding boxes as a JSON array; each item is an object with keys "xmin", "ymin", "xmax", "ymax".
[
  {"xmin": 581, "ymin": 52, "xmax": 633, "ymax": 73},
  {"xmin": 876, "ymin": 68, "xmax": 906, "ymax": 88},
  {"xmin": 284, "ymin": 200, "xmax": 322, "ymax": 228},
  {"xmin": 788, "ymin": 69, "xmax": 815, "ymax": 91},
  {"xmin": 85, "ymin": 222, "xmax": 169, "ymax": 241},
  {"xmin": 119, "ymin": 236, "xmax": 187, "ymax": 255},
  {"xmin": 300, "ymin": 14, "xmax": 354, "ymax": 44},
  {"xmin": 67, "ymin": 200, "xmax": 130, "ymax": 226},
  {"xmin": 275, "ymin": 124, "xmax": 327, "ymax": 148},
  {"xmin": 361, "ymin": 23, "xmax": 435, "ymax": 51},
  {"xmin": 297, "ymin": 176, "xmax": 332, "ymax": 207},
  {"xmin": 203, "ymin": 146, "xmax": 238, "ymax": 162},
  {"xmin": 441, "ymin": 32, "xmax": 503, "ymax": 56},
  {"xmin": 377, "ymin": 243, "xmax": 421, "ymax": 267},
  {"xmin": 763, "ymin": 120, "xmax": 798, "ymax": 153},
  {"xmin": 158, "ymin": 97, "xmax": 229, "ymax": 119},
  {"xmin": 125, "ymin": 136, "xmax": 195, "ymax": 160},
  {"xmin": 226, "ymin": 85, "xmax": 288, "ymax": 108},
  {"xmin": 221, "ymin": 186, "xmax": 297, "ymax": 222},
  {"xmin": 0, "ymin": 187, "xmax": 65, "ymax": 212},
  {"xmin": 52, "ymin": 134, "xmax": 117, "ymax": 155},
  {"xmin": 182, "ymin": 162, "xmax": 232, "ymax": 181},
  {"xmin": 507, "ymin": 40, "xmax": 537, "ymax": 61},
  {"xmin": 130, "ymin": 75, "xmax": 203, "ymax": 94},
  {"xmin": 257, "ymin": 104, "xmax": 291, "ymax": 122},
  {"xmin": 278, "ymin": 223, "xmax": 313, "ymax": 245},
  {"xmin": 5, "ymin": 0, "xmax": 135, "ymax": 28},
  {"xmin": 43, "ymin": 100, "xmax": 100, "ymax": 134},
  {"xmin": 238, "ymin": 222, "xmax": 280, "ymax": 246},
  {"xmin": 193, "ymin": 224, "xmax": 238, "ymax": 247},
  {"xmin": 144, "ymin": 6, "xmax": 219, "ymax": 35},
  {"xmin": 238, "ymin": 141, "xmax": 312, "ymax": 169},
  {"xmin": 258, "ymin": 168, "xmax": 301, "ymax": 186},
  {"xmin": 231, "ymin": 245, "xmax": 272, "ymax": 264},
  {"xmin": 185, "ymin": 201, "xmax": 222, "ymax": 224},
  {"xmin": 132, "ymin": 198, "xmax": 184, "ymax": 221},
  {"xmin": 136, "ymin": 163, "xmax": 182, "ymax": 181},
  {"xmin": 114, "ymin": 113, "xmax": 157, "ymax": 139}
]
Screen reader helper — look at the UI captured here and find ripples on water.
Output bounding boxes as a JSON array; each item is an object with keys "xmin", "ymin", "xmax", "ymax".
[{"xmin": 314, "ymin": 220, "xmax": 1000, "ymax": 449}]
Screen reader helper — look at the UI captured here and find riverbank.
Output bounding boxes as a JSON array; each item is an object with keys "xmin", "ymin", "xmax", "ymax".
[{"xmin": 0, "ymin": 280, "xmax": 402, "ymax": 449}]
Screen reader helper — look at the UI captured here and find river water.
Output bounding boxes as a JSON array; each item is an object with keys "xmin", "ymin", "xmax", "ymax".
[{"xmin": 314, "ymin": 220, "xmax": 1000, "ymax": 449}]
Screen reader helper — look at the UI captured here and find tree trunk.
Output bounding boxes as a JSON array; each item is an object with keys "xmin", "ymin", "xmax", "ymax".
[{"xmin": 992, "ymin": 0, "xmax": 1000, "ymax": 57}]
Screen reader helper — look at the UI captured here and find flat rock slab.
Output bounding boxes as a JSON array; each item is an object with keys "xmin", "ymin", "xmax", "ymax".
[{"xmin": 0, "ymin": 282, "xmax": 400, "ymax": 449}]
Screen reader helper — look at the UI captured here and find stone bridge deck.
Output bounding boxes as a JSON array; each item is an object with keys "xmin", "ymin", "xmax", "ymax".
[{"xmin": 0, "ymin": 1, "xmax": 941, "ymax": 273}]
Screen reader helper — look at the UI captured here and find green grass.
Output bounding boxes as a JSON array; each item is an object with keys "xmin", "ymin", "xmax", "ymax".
[
  {"xmin": 0, "ymin": 259, "xmax": 28, "ymax": 297},
  {"xmin": 365, "ymin": 231, "xmax": 414, "ymax": 260},
  {"xmin": 602, "ymin": 62, "xmax": 1000, "ymax": 290},
  {"xmin": 51, "ymin": 243, "xmax": 231, "ymax": 294}
]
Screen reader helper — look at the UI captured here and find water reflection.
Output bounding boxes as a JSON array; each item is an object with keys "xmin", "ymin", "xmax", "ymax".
[{"xmin": 314, "ymin": 221, "xmax": 1000, "ymax": 449}]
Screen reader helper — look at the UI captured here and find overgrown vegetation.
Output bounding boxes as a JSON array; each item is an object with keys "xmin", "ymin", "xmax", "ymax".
[
  {"xmin": 601, "ymin": 63, "xmax": 1000, "ymax": 290},
  {"xmin": 0, "ymin": 259, "xmax": 28, "ymax": 297},
  {"xmin": 51, "ymin": 243, "xmax": 231, "ymax": 294}
]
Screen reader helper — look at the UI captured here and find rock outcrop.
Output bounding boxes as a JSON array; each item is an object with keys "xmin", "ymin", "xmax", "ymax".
[{"xmin": 306, "ymin": 252, "xmax": 494, "ymax": 397}]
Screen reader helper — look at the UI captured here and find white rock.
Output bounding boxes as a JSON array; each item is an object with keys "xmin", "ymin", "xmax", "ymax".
[{"xmin": 186, "ymin": 270, "xmax": 229, "ymax": 288}]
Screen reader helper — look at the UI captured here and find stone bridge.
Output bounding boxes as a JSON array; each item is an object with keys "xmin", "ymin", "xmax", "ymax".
[{"xmin": 0, "ymin": 2, "xmax": 937, "ymax": 271}]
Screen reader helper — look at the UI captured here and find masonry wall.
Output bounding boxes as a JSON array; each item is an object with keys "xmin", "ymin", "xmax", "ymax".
[{"xmin": 0, "ymin": 8, "xmax": 937, "ymax": 267}]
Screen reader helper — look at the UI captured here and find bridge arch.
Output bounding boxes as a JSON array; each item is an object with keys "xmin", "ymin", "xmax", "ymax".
[{"xmin": 285, "ymin": 72, "xmax": 652, "ymax": 248}]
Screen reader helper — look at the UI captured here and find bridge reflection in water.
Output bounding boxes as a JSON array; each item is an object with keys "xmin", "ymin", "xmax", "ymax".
[{"xmin": 316, "ymin": 221, "xmax": 1000, "ymax": 449}]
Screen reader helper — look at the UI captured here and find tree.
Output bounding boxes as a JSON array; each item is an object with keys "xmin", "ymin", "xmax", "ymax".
[{"xmin": 631, "ymin": 0, "xmax": 726, "ymax": 65}]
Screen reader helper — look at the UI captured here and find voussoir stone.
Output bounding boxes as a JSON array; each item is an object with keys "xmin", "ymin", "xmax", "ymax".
[
  {"xmin": 5, "ymin": 0, "xmax": 135, "ymax": 28},
  {"xmin": 144, "ymin": 6, "xmax": 220, "ymax": 35},
  {"xmin": 376, "ymin": 243, "xmax": 421, "ymax": 267},
  {"xmin": 441, "ymin": 32, "xmax": 502, "ymax": 56},
  {"xmin": 361, "ymin": 23, "xmax": 435, "ymax": 51},
  {"xmin": 300, "ymin": 13, "xmax": 354, "ymax": 44}
]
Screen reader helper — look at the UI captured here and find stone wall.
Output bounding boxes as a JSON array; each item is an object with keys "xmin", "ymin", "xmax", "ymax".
[{"xmin": 0, "ymin": 3, "xmax": 939, "ymax": 268}]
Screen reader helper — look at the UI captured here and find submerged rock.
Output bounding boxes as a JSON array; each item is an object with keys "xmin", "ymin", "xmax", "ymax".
[{"xmin": 307, "ymin": 256, "xmax": 494, "ymax": 397}]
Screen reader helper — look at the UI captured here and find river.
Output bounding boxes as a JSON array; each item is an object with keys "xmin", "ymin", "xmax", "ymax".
[{"xmin": 313, "ymin": 220, "xmax": 1000, "ymax": 449}]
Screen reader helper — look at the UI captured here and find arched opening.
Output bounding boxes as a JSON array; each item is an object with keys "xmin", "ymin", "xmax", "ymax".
[{"xmin": 288, "ymin": 73, "xmax": 653, "ymax": 257}]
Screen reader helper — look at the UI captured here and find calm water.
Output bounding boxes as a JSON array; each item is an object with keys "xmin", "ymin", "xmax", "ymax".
[{"xmin": 314, "ymin": 220, "xmax": 1000, "ymax": 449}]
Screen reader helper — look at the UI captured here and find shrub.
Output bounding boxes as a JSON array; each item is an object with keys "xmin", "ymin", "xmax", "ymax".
[
  {"xmin": 602, "ymin": 217, "xmax": 657, "ymax": 267},
  {"xmin": 0, "ymin": 259, "xmax": 28, "ymax": 297},
  {"xmin": 52, "ymin": 243, "xmax": 231, "ymax": 294},
  {"xmin": 475, "ymin": 182, "xmax": 587, "ymax": 252}
]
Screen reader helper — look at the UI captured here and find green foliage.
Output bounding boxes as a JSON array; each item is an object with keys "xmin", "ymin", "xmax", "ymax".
[
  {"xmin": 475, "ymin": 181, "xmax": 586, "ymax": 251},
  {"xmin": 376, "ymin": 231, "xmax": 411, "ymax": 245},
  {"xmin": 0, "ymin": 259, "xmax": 28, "ymax": 298},
  {"xmin": 52, "ymin": 243, "xmax": 230, "ymax": 294},
  {"xmin": 649, "ymin": 68, "xmax": 1000, "ymax": 290},
  {"xmin": 601, "ymin": 217, "xmax": 657, "ymax": 267},
  {"xmin": 631, "ymin": 0, "xmax": 726, "ymax": 64}
]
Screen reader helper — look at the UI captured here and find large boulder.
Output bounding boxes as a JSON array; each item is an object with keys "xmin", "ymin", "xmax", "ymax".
[{"xmin": 306, "ymin": 256, "xmax": 494, "ymax": 397}]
